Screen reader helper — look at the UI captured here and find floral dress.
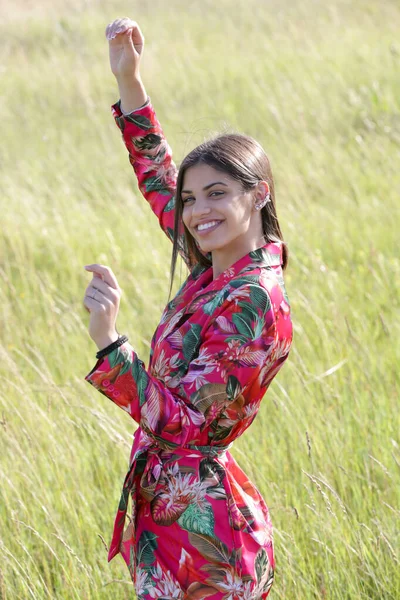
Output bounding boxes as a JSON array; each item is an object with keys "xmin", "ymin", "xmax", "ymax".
[{"xmin": 85, "ymin": 99, "xmax": 293, "ymax": 599}]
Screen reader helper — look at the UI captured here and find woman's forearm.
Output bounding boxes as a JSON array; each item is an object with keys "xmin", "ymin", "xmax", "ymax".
[{"xmin": 117, "ymin": 76, "xmax": 147, "ymax": 114}]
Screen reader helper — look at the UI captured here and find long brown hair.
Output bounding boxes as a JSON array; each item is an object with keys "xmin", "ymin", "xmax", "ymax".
[{"xmin": 169, "ymin": 133, "xmax": 288, "ymax": 296}]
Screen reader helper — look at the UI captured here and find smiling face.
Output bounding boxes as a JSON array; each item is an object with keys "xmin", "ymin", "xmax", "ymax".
[
  {"xmin": 168, "ymin": 133, "xmax": 284, "ymax": 289},
  {"xmin": 181, "ymin": 164, "xmax": 267, "ymax": 272}
]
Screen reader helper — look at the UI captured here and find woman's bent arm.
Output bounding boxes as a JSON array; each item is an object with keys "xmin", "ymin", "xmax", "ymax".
[{"xmin": 85, "ymin": 279, "xmax": 292, "ymax": 448}]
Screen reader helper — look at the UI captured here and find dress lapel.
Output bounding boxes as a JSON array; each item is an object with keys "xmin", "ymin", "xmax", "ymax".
[{"xmin": 181, "ymin": 241, "xmax": 283, "ymax": 314}]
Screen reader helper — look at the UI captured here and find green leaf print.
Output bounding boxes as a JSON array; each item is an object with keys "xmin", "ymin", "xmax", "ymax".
[
  {"xmin": 125, "ymin": 114, "xmax": 153, "ymax": 130},
  {"xmin": 199, "ymin": 458, "xmax": 226, "ymax": 485},
  {"xmin": 226, "ymin": 375, "xmax": 242, "ymax": 402},
  {"xmin": 119, "ymin": 361, "xmax": 131, "ymax": 376},
  {"xmin": 151, "ymin": 433, "xmax": 179, "ymax": 450},
  {"xmin": 166, "ymin": 226, "xmax": 174, "ymax": 243},
  {"xmin": 191, "ymin": 262, "xmax": 208, "ymax": 280},
  {"xmin": 190, "ymin": 383, "xmax": 226, "ymax": 414},
  {"xmin": 115, "ymin": 115, "xmax": 125, "ymax": 133},
  {"xmin": 163, "ymin": 196, "xmax": 176, "ymax": 212},
  {"xmin": 237, "ymin": 300, "xmax": 259, "ymax": 321},
  {"xmin": 132, "ymin": 133, "xmax": 162, "ymax": 150},
  {"xmin": 107, "ymin": 346, "xmax": 124, "ymax": 369},
  {"xmin": 241, "ymin": 303, "xmax": 259, "ymax": 325},
  {"xmin": 212, "ymin": 427, "xmax": 233, "ymax": 443},
  {"xmin": 178, "ymin": 501, "xmax": 215, "ymax": 536},
  {"xmin": 230, "ymin": 275, "xmax": 260, "ymax": 288},
  {"xmin": 255, "ymin": 548, "xmax": 269, "ymax": 584},
  {"xmin": 129, "ymin": 545, "xmax": 135, "ymax": 579},
  {"xmin": 229, "ymin": 547, "xmax": 242, "ymax": 568},
  {"xmin": 132, "ymin": 358, "xmax": 148, "ymax": 406},
  {"xmin": 182, "ymin": 324, "xmax": 202, "ymax": 362},
  {"xmin": 232, "ymin": 313, "xmax": 254, "ymax": 339},
  {"xmin": 137, "ymin": 530, "xmax": 158, "ymax": 567},
  {"xmin": 249, "ymin": 249, "xmax": 265, "ymax": 262},
  {"xmin": 108, "ymin": 344, "xmax": 130, "ymax": 376},
  {"xmin": 250, "ymin": 285, "xmax": 271, "ymax": 314},
  {"xmin": 236, "ymin": 305, "xmax": 263, "ymax": 339},
  {"xmin": 202, "ymin": 288, "xmax": 229, "ymax": 316},
  {"xmin": 135, "ymin": 454, "xmax": 147, "ymax": 476},
  {"xmin": 253, "ymin": 316, "xmax": 264, "ymax": 340},
  {"xmin": 188, "ymin": 533, "xmax": 231, "ymax": 565},
  {"xmin": 235, "ymin": 302, "xmax": 263, "ymax": 339},
  {"xmin": 118, "ymin": 486, "xmax": 129, "ymax": 512},
  {"xmin": 263, "ymin": 567, "xmax": 275, "ymax": 593},
  {"xmin": 225, "ymin": 334, "xmax": 249, "ymax": 345},
  {"xmin": 144, "ymin": 176, "xmax": 171, "ymax": 195}
]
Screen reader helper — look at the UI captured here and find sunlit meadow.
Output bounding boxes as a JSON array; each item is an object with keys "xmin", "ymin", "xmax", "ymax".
[{"xmin": 0, "ymin": 0, "xmax": 399, "ymax": 598}]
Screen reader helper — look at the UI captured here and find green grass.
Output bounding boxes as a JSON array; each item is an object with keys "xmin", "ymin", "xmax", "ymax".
[{"xmin": 0, "ymin": 0, "xmax": 399, "ymax": 598}]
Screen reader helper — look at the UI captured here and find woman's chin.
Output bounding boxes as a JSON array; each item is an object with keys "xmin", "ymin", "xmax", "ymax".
[{"xmin": 197, "ymin": 241, "xmax": 218, "ymax": 254}]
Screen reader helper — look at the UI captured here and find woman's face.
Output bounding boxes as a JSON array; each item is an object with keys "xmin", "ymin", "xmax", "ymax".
[{"xmin": 181, "ymin": 164, "xmax": 260, "ymax": 256}]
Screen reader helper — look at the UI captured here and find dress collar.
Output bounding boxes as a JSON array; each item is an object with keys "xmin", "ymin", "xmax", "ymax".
[{"xmin": 191, "ymin": 240, "xmax": 283, "ymax": 291}]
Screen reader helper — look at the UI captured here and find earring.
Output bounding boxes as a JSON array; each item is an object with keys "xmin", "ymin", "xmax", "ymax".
[{"xmin": 255, "ymin": 193, "xmax": 271, "ymax": 210}]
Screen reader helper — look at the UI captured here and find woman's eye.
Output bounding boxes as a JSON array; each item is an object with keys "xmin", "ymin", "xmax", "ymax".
[{"xmin": 182, "ymin": 191, "xmax": 224, "ymax": 204}]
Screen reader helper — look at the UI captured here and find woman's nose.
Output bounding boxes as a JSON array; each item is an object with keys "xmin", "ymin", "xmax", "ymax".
[{"xmin": 191, "ymin": 198, "xmax": 212, "ymax": 218}]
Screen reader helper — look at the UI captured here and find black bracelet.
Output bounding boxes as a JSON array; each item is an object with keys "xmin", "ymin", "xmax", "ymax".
[{"xmin": 96, "ymin": 335, "xmax": 129, "ymax": 360}]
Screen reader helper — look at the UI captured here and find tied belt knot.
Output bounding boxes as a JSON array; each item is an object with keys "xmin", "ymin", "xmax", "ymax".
[
  {"xmin": 107, "ymin": 441, "xmax": 232, "ymax": 562},
  {"xmin": 139, "ymin": 443, "xmax": 232, "ymax": 502}
]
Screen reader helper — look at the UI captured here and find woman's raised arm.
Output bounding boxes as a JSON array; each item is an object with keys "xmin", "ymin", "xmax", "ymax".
[{"xmin": 107, "ymin": 19, "xmax": 189, "ymax": 266}]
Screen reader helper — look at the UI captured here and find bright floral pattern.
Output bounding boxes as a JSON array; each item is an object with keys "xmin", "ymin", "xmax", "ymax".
[{"xmin": 85, "ymin": 99, "xmax": 293, "ymax": 598}]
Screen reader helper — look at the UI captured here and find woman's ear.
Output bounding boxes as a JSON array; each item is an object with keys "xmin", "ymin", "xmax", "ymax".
[
  {"xmin": 255, "ymin": 181, "xmax": 270, "ymax": 200},
  {"xmin": 253, "ymin": 181, "xmax": 270, "ymax": 210}
]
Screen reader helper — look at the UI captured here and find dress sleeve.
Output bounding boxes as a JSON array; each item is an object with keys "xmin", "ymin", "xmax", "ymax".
[
  {"xmin": 85, "ymin": 283, "xmax": 290, "ymax": 448},
  {"xmin": 112, "ymin": 99, "xmax": 189, "ymax": 266}
]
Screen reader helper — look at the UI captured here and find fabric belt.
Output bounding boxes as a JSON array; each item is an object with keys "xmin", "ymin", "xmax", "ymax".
[{"xmin": 107, "ymin": 442, "xmax": 232, "ymax": 562}]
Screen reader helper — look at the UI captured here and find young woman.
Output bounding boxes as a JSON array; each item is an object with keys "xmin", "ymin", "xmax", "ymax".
[{"xmin": 84, "ymin": 17, "xmax": 293, "ymax": 599}]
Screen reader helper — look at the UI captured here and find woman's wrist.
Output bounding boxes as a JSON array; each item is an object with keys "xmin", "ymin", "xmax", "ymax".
[
  {"xmin": 95, "ymin": 332, "xmax": 119, "ymax": 352},
  {"xmin": 117, "ymin": 76, "xmax": 147, "ymax": 114},
  {"xmin": 95, "ymin": 335, "xmax": 129, "ymax": 360}
]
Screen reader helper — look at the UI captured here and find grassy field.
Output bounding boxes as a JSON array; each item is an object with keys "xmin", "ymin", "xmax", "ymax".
[{"xmin": 0, "ymin": 0, "xmax": 399, "ymax": 598}]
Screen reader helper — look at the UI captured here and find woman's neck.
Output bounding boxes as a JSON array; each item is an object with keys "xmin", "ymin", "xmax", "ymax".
[{"xmin": 211, "ymin": 235, "xmax": 267, "ymax": 280}]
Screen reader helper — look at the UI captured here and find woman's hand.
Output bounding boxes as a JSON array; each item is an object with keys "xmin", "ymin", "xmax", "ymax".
[
  {"xmin": 106, "ymin": 17, "xmax": 147, "ymax": 113},
  {"xmin": 106, "ymin": 18, "xmax": 144, "ymax": 81},
  {"xmin": 83, "ymin": 264, "xmax": 122, "ymax": 351}
]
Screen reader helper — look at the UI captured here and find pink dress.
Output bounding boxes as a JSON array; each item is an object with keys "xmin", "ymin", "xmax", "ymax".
[{"xmin": 85, "ymin": 99, "xmax": 293, "ymax": 599}]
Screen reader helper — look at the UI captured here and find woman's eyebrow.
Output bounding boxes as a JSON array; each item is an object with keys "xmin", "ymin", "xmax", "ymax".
[{"xmin": 181, "ymin": 181, "xmax": 228, "ymax": 194}]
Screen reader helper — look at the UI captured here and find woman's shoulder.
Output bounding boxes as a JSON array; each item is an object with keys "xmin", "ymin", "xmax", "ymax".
[{"xmin": 226, "ymin": 263, "xmax": 290, "ymax": 318}]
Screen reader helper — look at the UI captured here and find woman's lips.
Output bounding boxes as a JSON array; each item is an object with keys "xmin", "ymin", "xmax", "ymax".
[{"xmin": 194, "ymin": 221, "xmax": 223, "ymax": 236}]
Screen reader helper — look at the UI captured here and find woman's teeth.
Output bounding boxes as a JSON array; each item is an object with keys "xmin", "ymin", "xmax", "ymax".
[{"xmin": 197, "ymin": 221, "xmax": 221, "ymax": 232}]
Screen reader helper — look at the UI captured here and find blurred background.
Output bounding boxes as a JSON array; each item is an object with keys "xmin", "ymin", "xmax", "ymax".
[{"xmin": 0, "ymin": 0, "xmax": 399, "ymax": 598}]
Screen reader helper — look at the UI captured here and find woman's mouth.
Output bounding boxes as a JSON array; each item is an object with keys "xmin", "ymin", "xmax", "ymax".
[{"xmin": 194, "ymin": 220, "xmax": 223, "ymax": 236}]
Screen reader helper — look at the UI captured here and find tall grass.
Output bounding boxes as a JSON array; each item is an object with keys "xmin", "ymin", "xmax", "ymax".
[{"xmin": 0, "ymin": 0, "xmax": 399, "ymax": 598}]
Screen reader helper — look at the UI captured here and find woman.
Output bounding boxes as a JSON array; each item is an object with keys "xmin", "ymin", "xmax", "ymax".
[{"xmin": 84, "ymin": 17, "xmax": 293, "ymax": 599}]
